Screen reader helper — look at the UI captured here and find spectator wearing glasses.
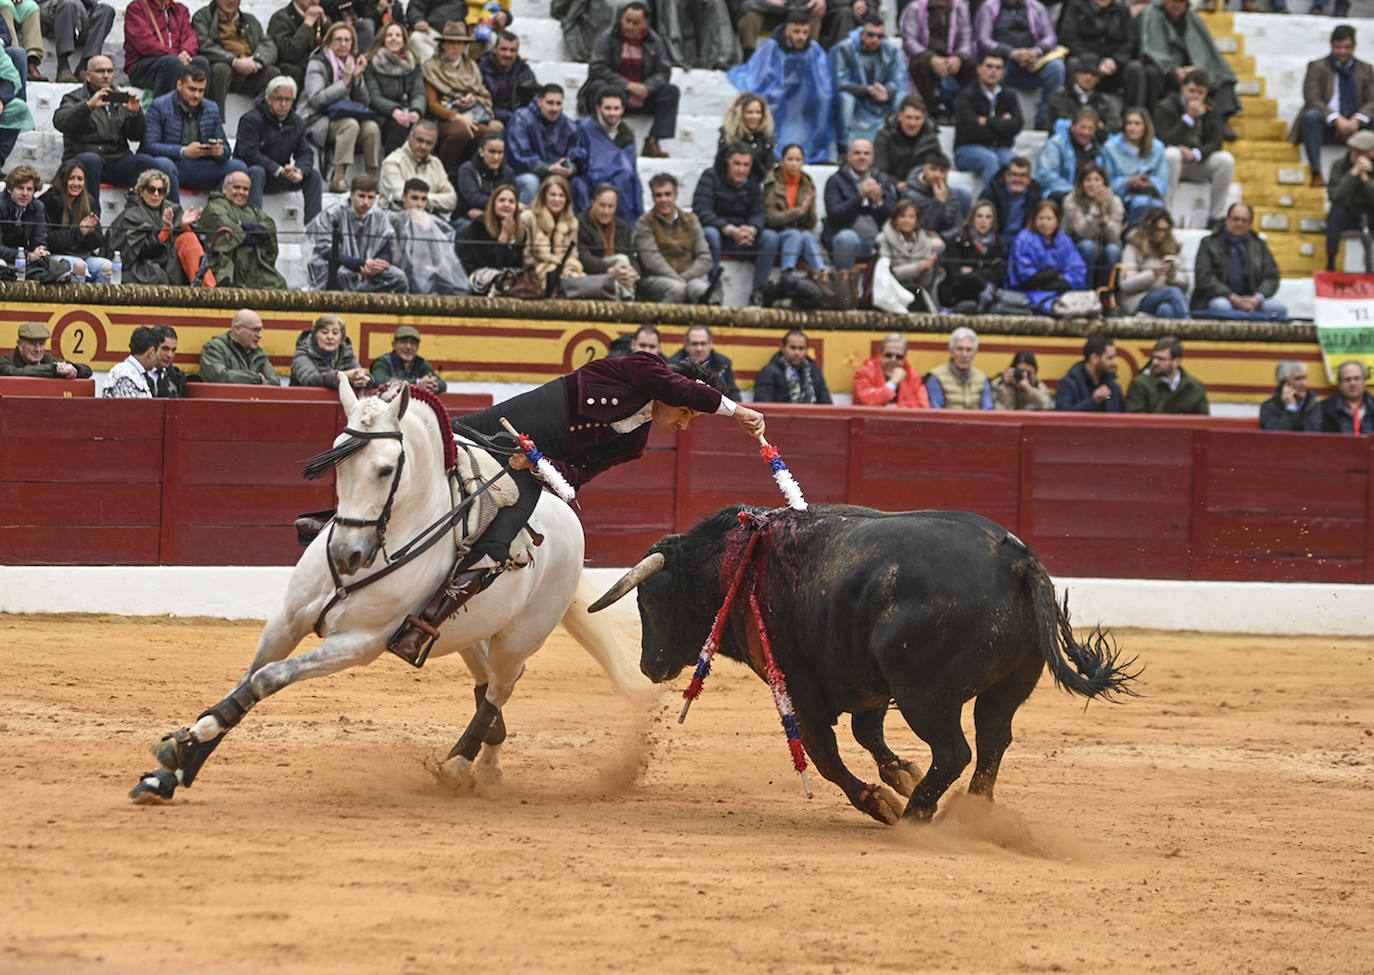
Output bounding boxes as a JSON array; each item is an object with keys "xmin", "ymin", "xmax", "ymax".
[
  {"xmin": 54, "ymin": 55, "xmax": 181, "ymax": 212},
  {"xmin": 853, "ymin": 332, "xmax": 930, "ymax": 407},
  {"xmin": 108, "ymin": 167, "xmax": 214, "ymax": 285},
  {"xmin": 199, "ymin": 308, "xmax": 278, "ymax": 384},
  {"xmin": 379, "ymin": 119, "xmax": 456, "ymax": 215},
  {"xmin": 234, "ymin": 74, "xmax": 324, "ymax": 223}
]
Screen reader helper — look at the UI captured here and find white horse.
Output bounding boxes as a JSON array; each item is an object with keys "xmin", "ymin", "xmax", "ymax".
[{"xmin": 130, "ymin": 381, "xmax": 647, "ymax": 803}]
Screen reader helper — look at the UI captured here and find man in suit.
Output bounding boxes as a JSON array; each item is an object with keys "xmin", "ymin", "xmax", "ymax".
[
  {"xmin": 385, "ymin": 352, "xmax": 766, "ymax": 663},
  {"xmin": 151, "ymin": 324, "xmax": 188, "ymax": 397},
  {"xmin": 1292, "ymin": 25, "xmax": 1374, "ymax": 188}
]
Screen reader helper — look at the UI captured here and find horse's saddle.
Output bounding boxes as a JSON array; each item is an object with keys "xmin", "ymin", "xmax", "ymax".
[{"xmin": 451, "ymin": 441, "xmax": 537, "ymax": 568}]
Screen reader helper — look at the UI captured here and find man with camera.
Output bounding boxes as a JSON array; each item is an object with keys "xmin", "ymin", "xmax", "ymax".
[
  {"xmin": 143, "ymin": 61, "xmax": 249, "ymax": 196},
  {"xmin": 53, "ymin": 55, "xmax": 183, "ymax": 213}
]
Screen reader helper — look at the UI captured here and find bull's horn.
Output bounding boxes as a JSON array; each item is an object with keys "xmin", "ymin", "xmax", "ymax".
[{"xmin": 587, "ymin": 552, "xmax": 665, "ymax": 613}]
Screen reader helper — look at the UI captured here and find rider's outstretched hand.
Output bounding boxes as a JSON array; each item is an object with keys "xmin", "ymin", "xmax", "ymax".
[{"xmin": 734, "ymin": 405, "xmax": 765, "ymax": 441}]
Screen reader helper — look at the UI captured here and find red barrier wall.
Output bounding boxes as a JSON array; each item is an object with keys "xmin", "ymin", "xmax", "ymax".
[{"xmin": 2, "ymin": 396, "xmax": 1372, "ymax": 582}]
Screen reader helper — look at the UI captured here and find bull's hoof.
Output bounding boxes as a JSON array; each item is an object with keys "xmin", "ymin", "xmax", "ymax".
[
  {"xmin": 432, "ymin": 754, "xmax": 476, "ymax": 794},
  {"xmin": 856, "ymin": 783, "xmax": 903, "ymax": 825},
  {"xmin": 879, "ymin": 759, "xmax": 922, "ymax": 799},
  {"xmin": 129, "ymin": 768, "xmax": 179, "ymax": 804}
]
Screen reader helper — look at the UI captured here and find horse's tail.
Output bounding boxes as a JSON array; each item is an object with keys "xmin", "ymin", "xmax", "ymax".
[
  {"xmin": 562, "ymin": 572, "xmax": 662, "ymax": 706},
  {"xmin": 1008, "ymin": 535, "xmax": 1142, "ymax": 702}
]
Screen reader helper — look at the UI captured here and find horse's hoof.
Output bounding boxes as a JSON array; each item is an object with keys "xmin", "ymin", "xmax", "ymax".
[
  {"xmin": 150, "ymin": 728, "xmax": 193, "ymax": 770},
  {"xmin": 472, "ymin": 758, "xmax": 503, "ymax": 788},
  {"xmin": 432, "ymin": 755, "xmax": 476, "ymax": 794},
  {"xmin": 129, "ymin": 768, "xmax": 179, "ymax": 804}
]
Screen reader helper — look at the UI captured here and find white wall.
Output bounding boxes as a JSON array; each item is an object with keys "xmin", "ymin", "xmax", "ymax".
[{"xmin": 2, "ymin": 564, "xmax": 1369, "ymax": 636}]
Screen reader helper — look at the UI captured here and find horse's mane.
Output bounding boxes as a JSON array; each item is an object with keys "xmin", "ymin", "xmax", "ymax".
[{"xmin": 300, "ymin": 382, "xmax": 455, "ymax": 481}]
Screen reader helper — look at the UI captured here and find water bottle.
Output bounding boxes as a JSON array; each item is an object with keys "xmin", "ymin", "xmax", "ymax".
[
  {"xmin": 14, "ymin": 247, "xmax": 24, "ymax": 282},
  {"xmin": 110, "ymin": 252, "xmax": 122, "ymax": 286}
]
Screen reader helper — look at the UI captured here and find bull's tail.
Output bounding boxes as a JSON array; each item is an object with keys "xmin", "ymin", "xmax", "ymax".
[{"xmin": 1012, "ymin": 546, "xmax": 1141, "ymax": 702}]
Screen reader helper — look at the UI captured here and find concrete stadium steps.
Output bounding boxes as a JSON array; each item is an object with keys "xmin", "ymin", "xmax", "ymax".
[{"xmin": 1203, "ymin": 7, "xmax": 1334, "ymax": 277}]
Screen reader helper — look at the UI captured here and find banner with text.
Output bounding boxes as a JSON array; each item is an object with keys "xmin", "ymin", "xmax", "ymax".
[{"xmin": 1314, "ymin": 271, "xmax": 1374, "ymax": 381}]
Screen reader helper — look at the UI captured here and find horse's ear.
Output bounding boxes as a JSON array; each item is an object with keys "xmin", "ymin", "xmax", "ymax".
[
  {"xmin": 395, "ymin": 381, "xmax": 410, "ymax": 420},
  {"xmin": 340, "ymin": 379, "xmax": 359, "ymax": 413}
]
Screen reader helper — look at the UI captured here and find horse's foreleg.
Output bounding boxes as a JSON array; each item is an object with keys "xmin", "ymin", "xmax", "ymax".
[{"xmin": 130, "ymin": 631, "xmax": 385, "ymax": 804}]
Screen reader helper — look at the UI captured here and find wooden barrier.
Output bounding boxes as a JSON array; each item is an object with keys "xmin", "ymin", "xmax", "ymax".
[
  {"xmin": 0, "ymin": 377, "xmax": 95, "ymax": 397},
  {"xmin": 2, "ymin": 398, "xmax": 1372, "ymax": 582},
  {"xmin": 184, "ymin": 383, "xmax": 494, "ymax": 413}
]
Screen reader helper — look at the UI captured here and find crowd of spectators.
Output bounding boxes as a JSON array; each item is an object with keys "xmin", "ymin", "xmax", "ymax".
[
  {"xmin": 0, "ymin": 0, "xmax": 1365, "ymax": 317},
  {"xmin": 5, "ymin": 309, "xmax": 1372, "ymax": 436}
]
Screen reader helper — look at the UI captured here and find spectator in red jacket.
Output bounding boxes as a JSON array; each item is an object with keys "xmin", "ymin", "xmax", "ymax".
[
  {"xmin": 853, "ymin": 333, "xmax": 930, "ymax": 407},
  {"xmin": 125, "ymin": 0, "xmax": 210, "ymax": 95}
]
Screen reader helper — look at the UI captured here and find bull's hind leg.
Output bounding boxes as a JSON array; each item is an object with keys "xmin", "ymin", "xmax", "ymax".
[
  {"xmin": 968, "ymin": 661, "xmax": 1041, "ymax": 802},
  {"xmin": 850, "ymin": 708, "xmax": 922, "ymax": 798},
  {"xmin": 889, "ymin": 696, "xmax": 972, "ymax": 822}
]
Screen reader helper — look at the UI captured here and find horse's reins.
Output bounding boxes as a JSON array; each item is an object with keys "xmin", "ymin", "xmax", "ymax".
[
  {"xmin": 330, "ymin": 427, "xmax": 407, "ymax": 553},
  {"xmin": 306, "ymin": 416, "xmax": 512, "ymax": 637},
  {"xmin": 312, "ymin": 464, "xmax": 511, "ymax": 637}
]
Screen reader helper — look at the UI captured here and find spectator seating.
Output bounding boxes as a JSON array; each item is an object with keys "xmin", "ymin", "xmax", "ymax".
[{"xmin": 10, "ymin": 0, "xmax": 1370, "ymax": 316}]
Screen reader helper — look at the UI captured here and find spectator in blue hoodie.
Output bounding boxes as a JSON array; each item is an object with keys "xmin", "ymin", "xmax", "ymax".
[
  {"xmin": 506, "ymin": 83, "xmax": 577, "ymax": 205},
  {"xmin": 143, "ymin": 62, "xmax": 248, "ymax": 194}
]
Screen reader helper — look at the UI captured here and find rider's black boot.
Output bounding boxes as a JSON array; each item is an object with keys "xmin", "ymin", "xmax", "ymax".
[{"xmin": 386, "ymin": 567, "xmax": 488, "ymax": 667}]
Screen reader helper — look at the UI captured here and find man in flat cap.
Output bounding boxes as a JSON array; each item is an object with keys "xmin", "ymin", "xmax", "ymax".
[
  {"xmin": 1324, "ymin": 128, "xmax": 1374, "ymax": 271},
  {"xmin": 0, "ymin": 322, "xmax": 94, "ymax": 379},
  {"xmin": 369, "ymin": 324, "xmax": 447, "ymax": 392}
]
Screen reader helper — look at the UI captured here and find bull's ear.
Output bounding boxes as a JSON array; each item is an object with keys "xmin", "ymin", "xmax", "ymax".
[
  {"xmin": 339, "ymin": 378, "xmax": 359, "ymax": 414},
  {"xmin": 587, "ymin": 552, "xmax": 665, "ymax": 612}
]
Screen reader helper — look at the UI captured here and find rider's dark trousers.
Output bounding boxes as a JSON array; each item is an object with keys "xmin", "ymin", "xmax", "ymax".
[{"xmin": 453, "ymin": 377, "xmax": 570, "ymax": 566}]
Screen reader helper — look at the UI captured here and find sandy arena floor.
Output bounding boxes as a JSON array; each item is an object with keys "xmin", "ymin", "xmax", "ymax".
[{"xmin": 0, "ymin": 613, "xmax": 1371, "ymax": 974}]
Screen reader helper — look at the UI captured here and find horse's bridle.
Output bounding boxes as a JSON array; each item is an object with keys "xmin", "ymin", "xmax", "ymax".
[{"xmin": 330, "ymin": 427, "xmax": 406, "ymax": 555}]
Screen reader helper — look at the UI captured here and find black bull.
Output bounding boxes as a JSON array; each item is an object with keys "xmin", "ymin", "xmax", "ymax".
[{"xmin": 590, "ymin": 504, "xmax": 1139, "ymax": 825}]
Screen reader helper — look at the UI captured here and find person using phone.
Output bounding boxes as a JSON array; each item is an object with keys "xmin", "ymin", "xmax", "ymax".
[
  {"xmin": 142, "ymin": 61, "xmax": 249, "ymax": 195},
  {"xmin": 52, "ymin": 55, "xmax": 182, "ymax": 213},
  {"xmin": 1118, "ymin": 205, "xmax": 1190, "ymax": 319}
]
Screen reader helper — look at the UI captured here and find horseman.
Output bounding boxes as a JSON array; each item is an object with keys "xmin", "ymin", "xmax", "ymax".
[{"xmin": 385, "ymin": 350, "xmax": 766, "ymax": 664}]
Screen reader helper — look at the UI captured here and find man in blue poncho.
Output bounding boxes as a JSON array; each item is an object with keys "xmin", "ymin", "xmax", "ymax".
[
  {"xmin": 727, "ymin": 9, "xmax": 834, "ymax": 163},
  {"xmin": 568, "ymin": 85, "xmax": 643, "ymax": 221},
  {"xmin": 505, "ymin": 83, "xmax": 578, "ymax": 204},
  {"xmin": 829, "ymin": 15, "xmax": 907, "ymax": 152}
]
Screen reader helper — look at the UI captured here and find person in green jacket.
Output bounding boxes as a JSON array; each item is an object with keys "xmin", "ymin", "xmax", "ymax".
[
  {"xmin": 198, "ymin": 171, "xmax": 289, "ymax": 290},
  {"xmin": 1125, "ymin": 335, "xmax": 1210, "ymax": 415},
  {"xmin": 198, "ymin": 309, "xmax": 278, "ymax": 384},
  {"xmin": 369, "ymin": 324, "xmax": 447, "ymax": 392},
  {"xmin": 0, "ymin": 321, "xmax": 94, "ymax": 379}
]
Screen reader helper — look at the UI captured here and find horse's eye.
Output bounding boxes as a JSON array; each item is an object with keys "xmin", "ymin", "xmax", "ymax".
[{"xmin": 377, "ymin": 467, "xmax": 394, "ymax": 479}]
